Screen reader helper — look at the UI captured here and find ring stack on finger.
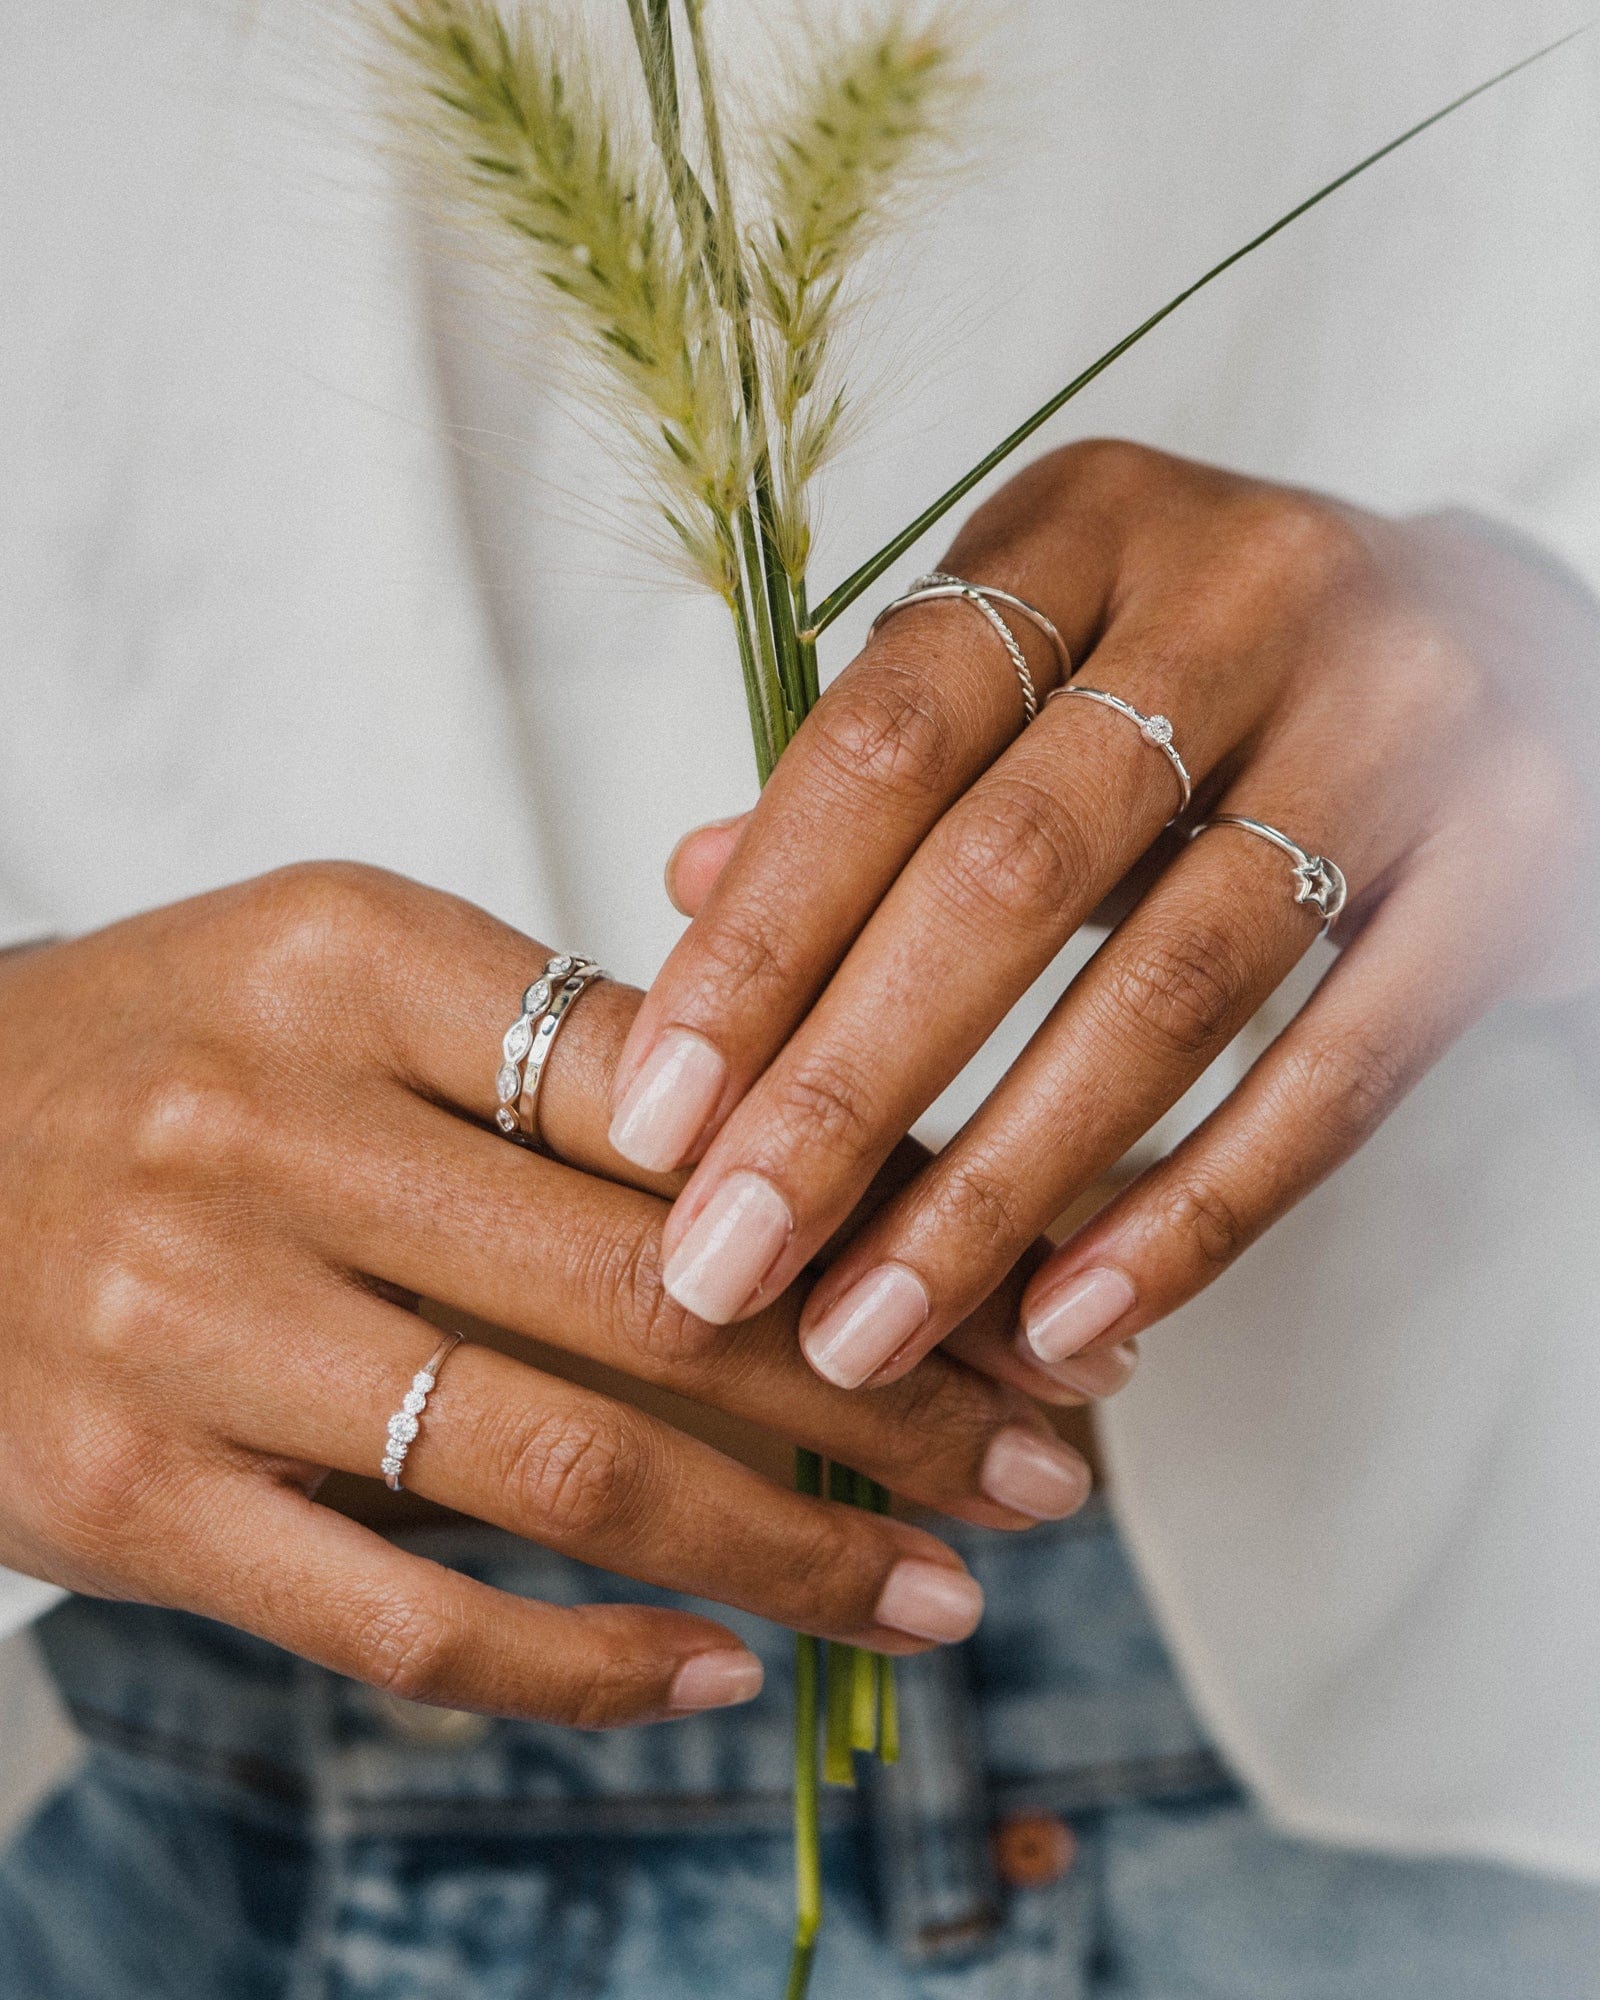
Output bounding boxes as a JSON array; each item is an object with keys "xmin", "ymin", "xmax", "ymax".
[
  {"xmin": 869, "ymin": 571, "xmax": 1072, "ymax": 724},
  {"xmin": 1048, "ymin": 685, "xmax": 1194, "ymax": 818},
  {"xmin": 495, "ymin": 953, "xmax": 608, "ymax": 1149},
  {"xmin": 1191, "ymin": 814, "xmax": 1348, "ymax": 932}
]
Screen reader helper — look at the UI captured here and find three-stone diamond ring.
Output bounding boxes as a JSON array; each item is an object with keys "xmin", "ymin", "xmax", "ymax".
[
  {"xmin": 494, "ymin": 953, "xmax": 610, "ymax": 1151},
  {"xmin": 1047, "ymin": 684, "xmax": 1194, "ymax": 817}
]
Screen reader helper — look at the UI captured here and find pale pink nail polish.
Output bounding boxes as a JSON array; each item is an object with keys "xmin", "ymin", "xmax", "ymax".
[
  {"xmin": 668, "ymin": 1649, "xmax": 765, "ymax": 1712},
  {"xmin": 875, "ymin": 1560, "xmax": 985, "ymax": 1642},
  {"xmin": 1018, "ymin": 1336, "xmax": 1139, "ymax": 1400},
  {"xmin": 661, "ymin": 1173, "xmax": 793, "ymax": 1323},
  {"xmin": 608, "ymin": 1029, "xmax": 728, "ymax": 1172},
  {"xmin": 800, "ymin": 1263, "xmax": 930, "ymax": 1389},
  {"xmin": 1023, "ymin": 1266, "xmax": 1136, "ymax": 1364},
  {"xmin": 980, "ymin": 1426, "xmax": 1092, "ymax": 1520}
]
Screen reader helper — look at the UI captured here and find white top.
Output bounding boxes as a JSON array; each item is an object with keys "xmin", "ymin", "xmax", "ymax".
[{"xmin": 5, "ymin": 0, "xmax": 1600, "ymax": 1878}]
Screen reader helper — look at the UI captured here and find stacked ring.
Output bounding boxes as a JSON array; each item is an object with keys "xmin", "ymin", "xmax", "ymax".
[
  {"xmin": 1191, "ymin": 814, "xmax": 1348, "ymax": 932},
  {"xmin": 494, "ymin": 954, "xmax": 609, "ymax": 1150},
  {"xmin": 1047, "ymin": 685, "xmax": 1193, "ymax": 818},
  {"xmin": 869, "ymin": 571, "xmax": 1072, "ymax": 724},
  {"xmin": 380, "ymin": 1332, "xmax": 464, "ymax": 1491}
]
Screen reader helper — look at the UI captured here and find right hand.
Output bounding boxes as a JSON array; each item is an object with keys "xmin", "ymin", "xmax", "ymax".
[{"xmin": 0, "ymin": 864, "xmax": 1088, "ymax": 1729}]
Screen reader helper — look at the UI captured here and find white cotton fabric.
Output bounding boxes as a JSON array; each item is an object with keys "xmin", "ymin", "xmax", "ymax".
[{"xmin": 3, "ymin": 0, "xmax": 1600, "ymax": 1878}]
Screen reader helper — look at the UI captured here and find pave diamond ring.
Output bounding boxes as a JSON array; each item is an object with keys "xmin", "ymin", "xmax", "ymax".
[
  {"xmin": 380, "ymin": 1332, "xmax": 464, "ymax": 1492},
  {"xmin": 869, "ymin": 572, "xmax": 1072, "ymax": 725},
  {"xmin": 1190, "ymin": 814, "xmax": 1349, "ymax": 934},
  {"xmin": 1047, "ymin": 685, "xmax": 1193, "ymax": 818},
  {"xmin": 494, "ymin": 954, "xmax": 609, "ymax": 1151}
]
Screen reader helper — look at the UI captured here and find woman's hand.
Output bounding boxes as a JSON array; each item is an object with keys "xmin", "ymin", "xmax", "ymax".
[
  {"xmin": 0, "ymin": 864, "xmax": 1090, "ymax": 1729},
  {"xmin": 611, "ymin": 442, "xmax": 1599, "ymax": 1391}
]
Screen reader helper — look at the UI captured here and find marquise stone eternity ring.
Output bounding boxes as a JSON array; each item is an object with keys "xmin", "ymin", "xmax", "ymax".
[{"xmin": 495, "ymin": 953, "xmax": 609, "ymax": 1150}]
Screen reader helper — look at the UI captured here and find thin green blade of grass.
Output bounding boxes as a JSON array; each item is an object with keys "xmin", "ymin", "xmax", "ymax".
[{"xmin": 805, "ymin": 28, "xmax": 1589, "ymax": 637}]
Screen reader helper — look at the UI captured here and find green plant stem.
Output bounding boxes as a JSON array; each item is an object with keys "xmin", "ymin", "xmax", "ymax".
[
  {"xmin": 680, "ymin": 0, "xmax": 806, "ymax": 730},
  {"xmin": 793, "ymin": 576, "xmax": 821, "ymax": 710},
  {"xmin": 804, "ymin": 29, "xmax": 1587, "ymax": 639},
  {"xmin": 739, "ymin": 505, "xmax": 793, "ymax": 757},
  {"xmin": 788, "ymin": 1448, "xmax": 824, "ymax": 2000}
]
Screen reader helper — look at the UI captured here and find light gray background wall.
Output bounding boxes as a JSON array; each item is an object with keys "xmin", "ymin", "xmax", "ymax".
[{"xmin": 0, "ymin": 1635, "xmax": 79, "ymax": 1842}]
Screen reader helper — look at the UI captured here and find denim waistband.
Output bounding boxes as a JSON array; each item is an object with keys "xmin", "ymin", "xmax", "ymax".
[{"xmin": 37, "ymin": 1504, "xmax": 1233, "ymax": 1966}]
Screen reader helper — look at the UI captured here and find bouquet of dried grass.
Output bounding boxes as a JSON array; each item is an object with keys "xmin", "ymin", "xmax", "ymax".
[{"xmin": 368, "ymin": 6, "xmax": 1577, "ymax": 1990}]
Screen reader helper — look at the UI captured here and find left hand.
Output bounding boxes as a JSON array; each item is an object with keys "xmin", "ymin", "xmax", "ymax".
[{"xmin": 608, "ymin": 441, "xmax": 1599, "ymax": 1394}]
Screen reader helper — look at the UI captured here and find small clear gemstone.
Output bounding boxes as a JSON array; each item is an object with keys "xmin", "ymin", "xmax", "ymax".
[
  {"xmin": 381, "ymin": 1460, "xmax": 402, "ymax": 1478},
  {"xmin": 496, "ymin": 1062, "xmax": 522, "ymax": 1104},
  {"xmin": 413, "ymin": 1372, "xmax": 436, "ymax": 1392},
  {"xmin": 1141, "ymin": 714, "xmax": 1174, "ymax": 746},
  {"xmin": 402, "ymin": 1389, "xmax": 427, "ymax": 1416},
  {"xmin": 522, "ymin": 977, "xmax": 552, "ymax": 1016},
  {"xmin": 503, "ymin": 1016, "xmax": 534, "ymax": 1062},
  {"xmin": 545, "ymin": 955, "xmax": 573, "ymax": 979},
  {"xmin": 388, "ymin": 1413, "xmax": 419, "ymax": 1444},
  {"xmin": 495, "ymin": 1108, "xmax": 517, "ymax": 1134}
]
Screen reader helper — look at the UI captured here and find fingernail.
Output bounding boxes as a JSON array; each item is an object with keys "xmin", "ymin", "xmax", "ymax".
[
  {"xmin": 1023, "ymin": 1266, "xmax": 1136, "ymax": 1364},
  {"xmin": 980, "ymin": 1425, "xmax": 1092, "ymax": 1519},
  {"xmin": 875, "ymin": 1559, "xmax": 985, "ymax": 1643},
  {"xmin": 1017, "ymin": 1334, "xmax": 1139, "ymax": 1400},
  {"xmin": 662, "ymin": 1172, "xmax": 793, "ymax": 1323},
  {"xmin": 609, "ymin": 1030, "xmax": 728, "ymax": 1173},
  {"xmin": 668, "ymin": 1648, "xmax": 765, "ymax": 1712},
  {"xmin": 800, "ymin": 1263, "xmax": 930, "ymax": 1389}
]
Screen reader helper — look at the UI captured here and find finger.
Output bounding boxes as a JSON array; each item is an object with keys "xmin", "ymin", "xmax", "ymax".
[
  {"xmin": 221, "ymin": 1295, "xmax": 993, "ymax": 1649},
  {"xmin": 666, "ymin": 815, "xmax": 749, "ymax": 917},
  {"xmin": 792, "ymin": 780, "xmax": 1380, "ymax": 1385},
  {"xmin": 1019, "ymin": 773, "xmax": 1552, "ymax": 1347},
  {"xmin": 174, "ymin": 1475, "xmax": 765, "ymax": 1727},
  {"xmin": 294, "ymin": 1099, "xmax": 1091, "ymax": 1530},
  {"xmin": 606, "ymin": 469, "xmax": 1124, "ymax": 1179},
  {"xmin": 651, "ymin": 607, "xmax": 1265, "ymax": 1330}
]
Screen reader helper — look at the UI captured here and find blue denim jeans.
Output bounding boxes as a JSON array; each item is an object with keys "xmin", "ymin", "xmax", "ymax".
[{"xmin": 2, "ymin": 1505, "xmax": 1596, "ymax": 1999}]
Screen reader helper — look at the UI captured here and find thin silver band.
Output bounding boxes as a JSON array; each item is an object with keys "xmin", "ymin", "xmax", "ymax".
[
  {"xmin": 1048, "ymin": 685, "xmax": 1193, "ymax": 817},
  {"xmin": 870, "ymin": 571, "xmax": 1072, "ymax": 724},
  {"xmin": 380, "ymin": 1332, "xmax": 464, "ymax": 1492},
  {"xmin": 1191, "ymin": 814, "xmax": 1348, "ymax": 933}
]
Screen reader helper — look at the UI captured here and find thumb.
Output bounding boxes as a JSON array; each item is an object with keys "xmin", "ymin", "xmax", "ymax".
[{"xmin": 664, "ymin": 813, "xmax": 751, "ymax": 917}]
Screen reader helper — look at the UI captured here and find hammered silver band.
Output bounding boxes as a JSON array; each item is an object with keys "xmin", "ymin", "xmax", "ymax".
[
  {"xmin": 494, "ymin": 954, "xmax": 608, "ymax": 1150},
  {"xmin": 1191, "ymin": 814, "xmax": 1348, "ymax": 933},
  {"xmin": 1047, "ymin": 685, "xmax": 1193, "ymax": 818},
  {"xmin": 869, "ymin": 571, "xmax": 1072, "ymax": 724},
  {"xmin": 381, "ymin": 1333, "xmax": 464, "ymax": 1491}
]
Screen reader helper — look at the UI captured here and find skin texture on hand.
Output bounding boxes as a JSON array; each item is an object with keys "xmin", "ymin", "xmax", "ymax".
[
  {"xmin": 613, "ymin": 440, "xmax": 1600, "ymax": 1394},
  {"xmin": 0, "ymin": 864, "xmax": 1092, "ymax": 1729}
]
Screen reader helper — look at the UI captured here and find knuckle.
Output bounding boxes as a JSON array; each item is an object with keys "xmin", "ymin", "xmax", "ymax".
[
  {"xmin": 502, "ymin": 1405, "xmax": 641, "ymax": 1543},
  {"xmin": 563, "ymin": 1654, "xmax": 651, "ymax": 1731},
  {"xmin": 1155, "ymin": 1173, "xmax": 1251, "ymax": 1274},
  {"xmin": 124, "ymin": 1069, "xmax": 253, "ymax": 1182},
  {"xmin": 1236, "ymin": 491, "xmax": 1372, "ymax": 600},
  {"xmin": 586, "ymin": 1221, "xmax": 712, "ymax": 1364},
  {"xmin": 77, "ymin": 1251, "xmax": 171, "ymax": 1367},
  {"xmin": 244, "ymin": 861, "xmax": 402, "ymax": 989},
  {"xmin": 872, "ymin": 1355, "xmax": 1001, "ymax": 1491},
  {"xmin": 1280, "ymin": 1026, "xmax": 1410, "ymax": 1143},
  {"xmin": 1049, "ymin": 436, "xmax": 1164, "ymax": 502},
  {"xmin": 809, "ymin": 668, "xmax": 959, "ymax": 803},
  {"xmin": 936, "ymin": 780, "xmax": 1090, "ymax": 931},
  {"xmin": 688, "ymin": 904, "xmax": 799, "ymax": 1012},
  {"xmin": 1100, "ymin": 922, "xmax": 1247, "ymax": 1062},
  {"xmin": 42, "ymin": 1415, "xmax": 166, "ymax": 1567},
  {"xmin": 357, "ymin": 1597, "xmax": 460, "ymax": 1704},
  {"xmin": 932, "ymin": 1156, "xmax": 1031, "ymax": 1258},
  {"xmin": 764, "ymin": 1050, "xmax": 879, "ymax": 1160}
]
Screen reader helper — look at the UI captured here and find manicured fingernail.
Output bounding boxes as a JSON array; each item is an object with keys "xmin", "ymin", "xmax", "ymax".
[
  {"xmin": 800, "ymin": 1263, "xmax": 930, "ymax": 1389},
  {"xmin": 1023, "ymin": 1266, "xmax": 1136, "ymax": 1364},
  {"xmin": 609, "ymin": 1030, "xmax": 728, "ymax": 1173},
  {"xmin": 662, "ymin": 1172, "xmax": 793, "ymax": 1323},
  {"xmin": 980, "ymin": 1426, "xmax": 1092, "ymax": 1520},
  {"xmin": 668, "ymin": 1649, "xmax": 765, "ymax": 1712},
  {"xmin": 875, "ymin": 1559, "xmax": 985, "ymax": 1643},
  {"xmin": 1017, "ymin": 1335, "xmax": 1139, "ymax": 1400}
]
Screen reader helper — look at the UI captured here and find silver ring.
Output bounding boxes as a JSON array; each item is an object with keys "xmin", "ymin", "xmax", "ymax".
[
  {"xmin": 1047, "ymin": 685, "xmax": 1193, "ymax": 818},
  {"xmin": 494, "ymin": 954, "xmax": 607, "ymax": 1148},
  {"xmin": 1191, "ymin": 814, "xmax": 1348, "ymax": 933},
  {"xmin": 869, "ymin": 571, "xmax": 1072, "ymax": 724},
  {"xmin": 380, "ymin": 1333, "xmax": 464, "ymax": 1491}
]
